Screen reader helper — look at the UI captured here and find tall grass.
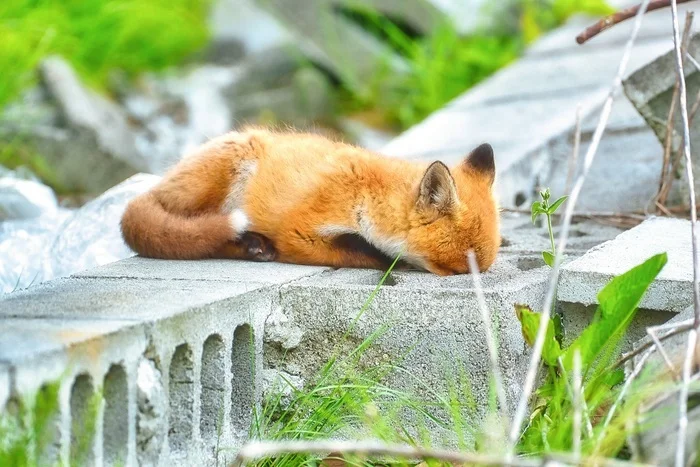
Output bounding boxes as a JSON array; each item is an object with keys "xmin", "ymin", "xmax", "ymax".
[
  {"xmin": 338, "ymin": 0, "xmax": 613, "ymax": 130},
  {"xmin": 0, "ymin": 0, "xmax": 211, "ymax": 108},
  {"xmin": 245, "ymin": 253, "xmax": 675, "ymax": 466}
]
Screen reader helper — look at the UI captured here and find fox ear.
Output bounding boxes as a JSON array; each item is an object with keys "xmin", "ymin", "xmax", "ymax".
[
  {"xmin": 463, "ymin": 143, "xmax": 495, "ymax": 185},
  {"xmin": 417, "ymin": 161, "xmax": 457, "ymax": 215}
]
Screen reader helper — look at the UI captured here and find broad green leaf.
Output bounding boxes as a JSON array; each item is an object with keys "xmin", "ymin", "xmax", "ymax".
[
  {"xmin": 563, "ymin": 253, "xmax": 667, "ymax": 370},
  {"xmin": 515, "ymin": 304, "xmax": 562, "ymax": 366},
  {"xmin": 542, "ymin": 251, "xmax": 554, "ymax": 267},
  {"xmin": 547, "ymin": 195, "xmax": 568, "ymax": 214},
  {"xmin": 531, "ymin": 201, "xmax": 543, "ymax": 224}
]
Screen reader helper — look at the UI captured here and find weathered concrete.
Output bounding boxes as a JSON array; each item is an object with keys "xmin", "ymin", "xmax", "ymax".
[
  {"xmin": 558, "ymin": 217, "xmax": 694, "ymax": 313},
  {"xmin": 0, "ymin": 258, "xmax": 327, "ymax": 467},
  {"xmin": 381, "ymin": 4, "xmax": 693, "ymax": 211},
  {"xmin": 273, "ymin": 253, "xmax": 550, "ymax": 426},
  {"xmin": 623, "ymin": 32, "xmax": 700, "ymax": 207},
  {"xmin": 626, "ymin": 305, "xmax": 700, "ymax": 466}
]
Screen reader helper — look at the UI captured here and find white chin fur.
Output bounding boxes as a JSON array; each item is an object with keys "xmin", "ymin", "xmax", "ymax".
[{"xmin": 229, "ymin": 209, "xmax": 250, "ymax": 236}]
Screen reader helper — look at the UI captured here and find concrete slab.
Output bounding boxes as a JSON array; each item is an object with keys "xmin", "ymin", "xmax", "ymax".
[
  {"xmin": 75, "ymin": 256, "xmax": 329, "ymax": 285},
  {"xmin": 558, "ymin": 217, "xmax": 695, "ymax": 312},
  {"xmin": 626, "ymin": 305, "xmax": 700, "ymax": 466},
  {"xmin": 0, "ymin": 318, "xmax": 134, "ymax": 364},
  {"xmin": 0, "ymin": 277, "xmax": 267, "ymax": 321},
  {"xmin": 272, "ymin": 254, "xmax": 550, "ymax": 436}
]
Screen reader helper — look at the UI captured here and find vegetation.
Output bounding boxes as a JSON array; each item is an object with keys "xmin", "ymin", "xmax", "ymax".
[
  {"xmin": 0, "ymin": 0, "xmax": 211, "ymax": 109},
  {"xmin": 337, "ymin": 0, "xmax": 614, "ymax": 130},
  {"xmin": 246, "ymin": 251, "xmax": 670, "ymax": 465},
  {"xmin": 531, "ymin": 188, "xmax": 568, "ymax": 267}
]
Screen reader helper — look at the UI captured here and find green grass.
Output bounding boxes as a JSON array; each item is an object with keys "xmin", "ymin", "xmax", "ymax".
[
  {"xmin": 243, "ymin": 253, "xmax": 675, "ymax": 466},
  {"xmin": 0, "ymin": 0, "xmax": 212, "ymax": 109},
  {"xmin": 337, "ymin": 0, "xmax": 614, "ymax": 130}
]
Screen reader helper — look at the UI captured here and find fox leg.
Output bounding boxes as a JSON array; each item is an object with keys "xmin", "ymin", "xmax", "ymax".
[
  {"xmin": 274, "ymin": 233, "xmax": 396, "ymax": 270},
  {"xmin": 215, "ymin": 232, "xmax": 277, "ymax": 262}
]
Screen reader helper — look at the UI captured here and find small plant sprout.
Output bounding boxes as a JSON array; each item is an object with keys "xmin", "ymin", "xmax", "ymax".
[{"xmin": 531, "ymin": 188, "xmax": 568, "ymax": 267}]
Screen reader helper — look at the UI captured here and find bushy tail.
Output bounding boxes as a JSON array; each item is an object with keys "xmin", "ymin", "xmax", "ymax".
[{"xmin": 121, "ymin": 192, "xmax": 235, "ymax": 260}]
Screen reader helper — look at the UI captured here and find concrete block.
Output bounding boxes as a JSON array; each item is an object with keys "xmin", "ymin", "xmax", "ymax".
[
  {"xmin": 558, "ymin": 217, "xmax": 695, "ymax": 313},
  {"xmin": 624, "ymin": 32, "xmax": 700, "ymax": 206},
  {"xmin": 381, "ymin": 25, "xmax": 673, "ymax": 210},
  {"xmin": 499, "ymin": 212, "xmax": 625, "ymax": 256},
  {"xmin": 273, "ymin": 253, "xmax": 550, "ymax": 438},
  {"xmin": 0, "ymin": 276, "xmax": 267, "ymax": 321},
  {"xmin": 74, "ymin": 256, "xmax": 329, "ymax": 285},
  {"xmin": 626, "ymin": 305, "xmax": 700, "ymax": 467}
]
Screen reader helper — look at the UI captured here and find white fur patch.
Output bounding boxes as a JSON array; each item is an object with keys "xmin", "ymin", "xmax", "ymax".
[
  {"xmin": 317, "ymin": 224, "xmax": 355, "ymax": 237},
  {"xmin": 317, "ymin": 208, "xmax": 430, "ymax": 270},
  {"xmin": 229, "ymin": 209, "xmax": 250, "ymax": 236},
  {"xmin": 223, "ymin": 161, "xmax": 257, "ymax": 213}
]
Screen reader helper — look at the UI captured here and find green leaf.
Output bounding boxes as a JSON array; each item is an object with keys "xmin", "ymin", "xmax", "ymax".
[
  {"xmin": 515, "ymin": 304, "xmax": 562, "ymax": 366},
  {"xmin": 542, "ymin": 251, "xmax": 554, "ymax": 267},
  {"xmin": 563, "ymin": 253, "xmax": 668, "ymax": 370},
  {"xmin": 547, "ymin": 195, "xmax": 568, "ymax": 214},
  {"xmin": 531, "ymin": 201, "xmax": 543, "ymax": 224}
]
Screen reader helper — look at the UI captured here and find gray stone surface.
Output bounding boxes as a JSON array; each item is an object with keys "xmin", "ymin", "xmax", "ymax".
[
  {"xmin": 0, "ymin": 276, "xmax": 266, "ymax": 321},
  {"xmin": 624, "ymin": 32, "xmax": 700, "ymax": 207},
  {"xmin": 626, "ymin": 305, "xmax": 700, "ymax": 466},
  {"xmin": 75, "ymin": 256, "xmax": 329, "ymax": 285},
  {"xmin": 37, "ymin": 56, "xmax": 145, "ymax": 192},
  {"xmin": 272, "ymin": 253, "xmax": 550, "ymax": 433},
  {"xmin": 558, "ymin": 217, "xmax": 694, "ymax": 313},
  {"xmin": 380, "ymin": 3, "xmax": 691, "ymax": 211}
]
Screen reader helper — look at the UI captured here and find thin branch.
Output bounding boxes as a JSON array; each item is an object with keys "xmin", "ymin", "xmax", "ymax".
[
  {"xmin": 468, "ymin": 250, "xmax": 509, "ymax": 418},
  {"xmin": 669, "ymin": 0, "xmax": 700, "ymax": 463},
  {"xmin": 576, "ymin": 0, "xmax": 696, "ymax": 44},
  {"xmin": 657, "ymin": 12, "xmax": 694, "ymax": 209},
  {"xmin": 229, "ymin": 439, "xmax": 658, "ymax": 467},
  {"xmin": 557, "ymin": 357, "xmax": 594, "ymax": 438},
  {"xmin": 565, "ymin": 106, "xmax": 582, "ymax": 196},
  {"xmin": 572, "ymin": 350, "xmax": 582, "ymax": 460},
  {"xmin": 507, "ymin": 0, "xmax": 654, "ymax": 455},
  {"xmin": 677, "ymin": 329, "xmax": 698, "ymax": 466},
  {"xmin": 613, "ymin": 320, "xmax": 693, "ymax": 370},
  {"xmin": 594, "ymin": 346, "xmax": 655, "ymax": 453},
  {"xmin": 647, "ymin": 326, "xmax": 679, "ymax": 380}
]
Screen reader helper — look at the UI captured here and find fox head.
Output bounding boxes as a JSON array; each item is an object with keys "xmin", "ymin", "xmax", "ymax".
[{"xmin": 406, "ymin": 143, "xmax": 500, "ymax": 276}]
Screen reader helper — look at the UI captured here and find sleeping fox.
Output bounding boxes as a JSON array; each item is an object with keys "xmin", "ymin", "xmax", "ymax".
[{"xmin": 120, "ymin": 127, "xmax": 500, "ymax": 276}]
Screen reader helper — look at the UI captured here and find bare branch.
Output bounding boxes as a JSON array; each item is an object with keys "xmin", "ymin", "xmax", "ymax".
[
  {"xmin": 656, "ymin": 12, "xmax": 693, "ymax": 209},
  {"xmin": 613, "ymin": 320, "xmax": 693, "ymax": 370},
  {"xmin": 576, "ymin": 0, "xmax": 696, "ymax": 45},
  {"xmin": 647, "ymin": 326, "xmax": 679, "ymax": 380},
  {"xmin": 507, "ymin": 0, "xmax": 654, "ymax": 455},
  {"xmin": 669, "ymin": 0, "xmax": 700, "ymax": 463},
  {"xmin": 565, "ymin": 106, "xmax": 582, "ymax": 196},
  {"xmin": 677, "ymin": 329, "xmax": 698, "ymax": 466},
  {"xmin": 468, "ymin": 250, "xmax": 509, "ymax": 418},
  {"xmin": 594, "ymin": 346, "xmax": 655, "ymax": 453},
  {"xmin": 572, "ymin": 350, "xmax": 582, "ymax": 459},
  {"xmin": 229, "ymin": 439, "xmax": 658, "ymax": 467}
]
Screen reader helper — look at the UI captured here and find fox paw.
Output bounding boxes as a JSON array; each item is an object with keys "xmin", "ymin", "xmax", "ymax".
[{"xmin": 239, "ymin": 232, "xmax": 277, "ymax": 262}]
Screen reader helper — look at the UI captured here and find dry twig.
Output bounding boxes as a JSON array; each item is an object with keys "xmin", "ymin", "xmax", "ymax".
[
  {"xmin": 656, "ymin": 12, "xmax": 694, "ymax": 209},
  {"xmin": 576, "ymin": 0, "xmax": 696, "ymax": 44},
  {"xmin": 507, "ymin": 0, "xmax": 653, "ymax": 455},
  {"xmin": 669, "ymin": 0, "xmax": 700, "ymax": 463},
  {"xmin": 229, "ymin": 439, "xmax": 657, "ymax": 467},
  {"xmin": 565, "ymin": 107, "xmax": 582, "ymax": 196},
  {"xmin": 468, "ymin": 250, "xmax": 509, "ymax": 418},
  {"xmin": 572, "ymin": 350, "xmax": 583, "ymax": 459}
]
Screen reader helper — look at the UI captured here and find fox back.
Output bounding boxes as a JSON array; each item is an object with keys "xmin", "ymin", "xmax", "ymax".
[{"xmin": 120, "ymin": 128, "xmax": 500, "ymax": 275}]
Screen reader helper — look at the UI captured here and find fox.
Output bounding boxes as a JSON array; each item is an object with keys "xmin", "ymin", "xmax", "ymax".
[{"xmin": 120, "ymin": 127, "xmax": 501, "ymax": 276}]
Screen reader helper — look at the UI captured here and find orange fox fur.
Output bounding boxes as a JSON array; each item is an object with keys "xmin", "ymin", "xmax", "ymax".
[{"xmin": 121, "ymin": 127, "xmax": 501, "ymax": 275}]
